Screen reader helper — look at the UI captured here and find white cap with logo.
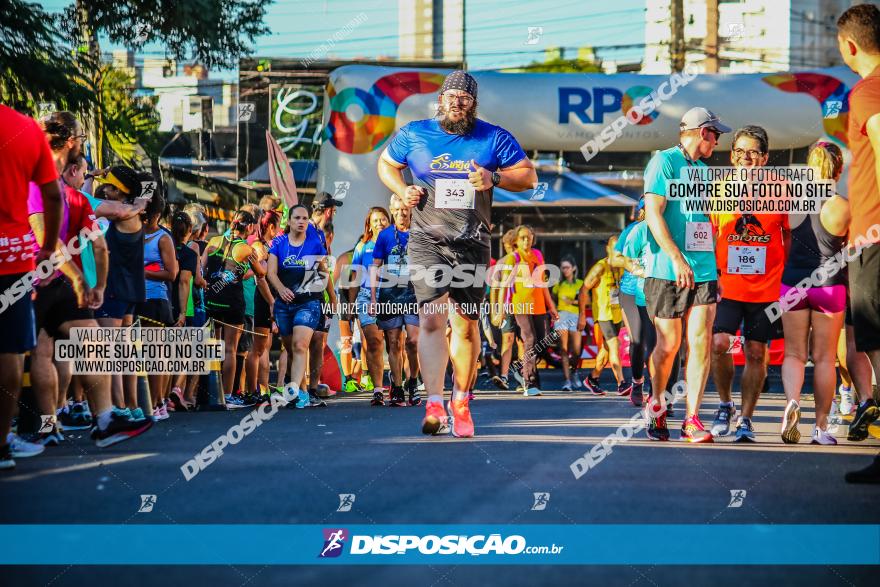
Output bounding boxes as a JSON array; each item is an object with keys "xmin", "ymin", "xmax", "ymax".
[{"xmin": 679, "ymin": 107, "xmax": 732, "ymax": 133}]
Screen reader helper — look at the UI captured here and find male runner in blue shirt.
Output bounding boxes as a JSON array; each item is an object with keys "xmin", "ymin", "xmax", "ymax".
[{"xmin": 377, "ymin": 70, "xmax": 537, "ymax": 438}]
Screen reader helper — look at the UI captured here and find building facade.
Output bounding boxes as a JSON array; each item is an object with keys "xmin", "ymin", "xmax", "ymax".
[
  {"xmin": 398, "ymin": 0, "xmax": 464, "ymax": 62},
  {"xmin": 642, "ymin": 0, "xmax": 852, "ymax": 74}
]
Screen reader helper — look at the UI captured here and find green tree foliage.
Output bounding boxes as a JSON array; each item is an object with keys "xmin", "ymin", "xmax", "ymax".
[
  {"xmin": 0, "ymin": 0, "xmax": 93, "ymax": 112},
  {"xmin": 2, "ymin": 0, "xmax": 270, "ymax": 166},
  {"xmin": 100, "ymin": 66, "xmax": 160, "ymax": 167},
  {"xmin": 61, "ymin": 0, "xmax": 271, "ymax": 69},
  {"xmin": 517, "ymin": 58, "xmax": 602, "ymax": 73}
]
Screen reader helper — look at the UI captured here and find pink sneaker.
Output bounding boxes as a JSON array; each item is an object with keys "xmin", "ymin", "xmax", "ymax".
[
  {"xmin": 153, "ymin": 405, "xmax": 169, "ymax": 421},
  {"xmin": 448, "ymin": 399, "xmax": 475, "ymax": 438},
  {"xmin": 169, "ymin": 387, "xmax": 190, "ymax": 411},
  {"xmin": 421, "ymin": 401, "xmax": 448, "ymax": 435}
]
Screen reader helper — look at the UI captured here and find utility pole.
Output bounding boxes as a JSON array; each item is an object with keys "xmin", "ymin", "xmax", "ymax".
[
  {"xmin": 462, "ymin": 0, "xmax": 467, "ymax": 70},
  {"xmin": 76, "ymin": 0, "xmax": 104, "ymax": 167},
  {"xmin": 670, "ymin": 0, "xmax": 685, "ymax": 73},
  {"xmin": 705, "ymin": 0, "xmax": 719, "ymax": 73}
]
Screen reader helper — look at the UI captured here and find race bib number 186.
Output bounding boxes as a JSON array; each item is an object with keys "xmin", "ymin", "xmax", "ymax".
[{"xmin": 727, "ymin": 246, "xmax": 766, "ymax": 275}]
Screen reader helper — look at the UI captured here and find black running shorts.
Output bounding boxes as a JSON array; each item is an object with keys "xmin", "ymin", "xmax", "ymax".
[
  {"xmin": 644, "ymin": 278, "xmax": 718, "ymax": 320},
  {"xmin": 713, "ymin": 297, "xmax": 781, "ymax": 343},
  {"xmin": 407, "ymin": 236, "xmax": 489, "ymax": 319},
  {"xmin": 849, "ymin": 243, "xmax": 880, "ymax": 352},
  {"xmin": 0, "ymin": 272, "xmax": 37, "ymax": 353},
  {"xmin": 206, "ymin": 304, "xmax": 244, "ymax": 327},
  {"xmin": 137, "ymin": 298, "xmax": 174, "ymax": 327},
  {"xmin": 35, "ymin": 277, "xmax": 94, "ymax": 339},
  {"xmin": 253, "ymin": 291, "xmax": 272, "ymax": 329},
  {"xmin": 237, "ymin": 314, "xmax": 255, "ymax": 352}
]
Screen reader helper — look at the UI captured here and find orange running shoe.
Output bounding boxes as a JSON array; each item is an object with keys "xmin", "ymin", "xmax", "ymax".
[
  {"xmin": 448, "ymin": 399, "xmax": 474, "ymax": 438},
  {"xmin": 421, "ymin": 401, "xmax": 448, "ymax": 435}
]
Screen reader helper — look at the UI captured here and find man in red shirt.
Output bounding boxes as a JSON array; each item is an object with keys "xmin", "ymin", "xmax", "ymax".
[
  {"xmin": 0, "ymin": 105, "xmax": 63, "ymax": 469},
  {"xmin": 26, "ymin": 112, "xmax": 151, "ymax": 454},
  {"xmin": 838, "ymin": 4, "xmax": 880, "ymax": 484}
]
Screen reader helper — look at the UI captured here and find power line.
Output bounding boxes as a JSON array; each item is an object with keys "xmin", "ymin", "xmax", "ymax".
[{"xmin": 258, "ymin": 9, "xmax": 646, "ymax": 49}]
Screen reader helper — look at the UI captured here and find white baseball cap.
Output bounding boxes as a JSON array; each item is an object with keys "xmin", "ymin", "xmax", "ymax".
[{"xmin": 679, "ymin": 107, "xmax": 732, "ymax": 133}]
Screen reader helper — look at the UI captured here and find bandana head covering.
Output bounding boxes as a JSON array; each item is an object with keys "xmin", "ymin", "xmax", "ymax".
[{"xmin": 440, "ymin": 70, "xmax": 478, "ymax": 100}]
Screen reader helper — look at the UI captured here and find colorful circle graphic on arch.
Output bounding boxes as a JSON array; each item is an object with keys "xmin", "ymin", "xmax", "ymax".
[{"xmin": 324, "ymin": 71, "xmax": 444, "ymax": 154}]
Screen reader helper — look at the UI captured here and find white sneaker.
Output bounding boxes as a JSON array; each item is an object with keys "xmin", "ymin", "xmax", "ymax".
[
  {"xmin": 839, "ymin": 385, "xmax": 855, "ymax": 415},
  {"xmin": 282, "ymin": 383, "xmax": 299, "ymax": 403},
  {"xmin": 7, "ymin": 433, "xmax": 45, "ymax": 458},
  {"xmin": 811, "ymin": 426, "xmax": 838, "ymax": 445},
  {"xmin": 827, "ymin": 405, "xmax": 843, "ymax": 434}
]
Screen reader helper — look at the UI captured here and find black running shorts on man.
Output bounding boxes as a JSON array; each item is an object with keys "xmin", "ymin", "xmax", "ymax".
[
  {"xmin": 35, "ymin": 277, "xmax": 94, "ymax": 339},
  {"xmin": 713, "ymin": 298, "xmax": 781, "ymax": 343},
  {"xmin": 644, "ymin": 278, "xmax": 718, "ymax": 320},
  {"xmin": 384, "ymin": 118, "xmax": 527, "ymax": 318},
  {"xmin": 849, "ymin": 243, "xmax": 880, "ymax": 352},
  {"xmin": 0, "ymin": 273, "xmax": 37, "ymax": 353}
]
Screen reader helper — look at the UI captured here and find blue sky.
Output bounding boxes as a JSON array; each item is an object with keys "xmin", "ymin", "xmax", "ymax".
[{"xmin": 38, "ymin": 0, "xmax": 646, "ymax": 77}]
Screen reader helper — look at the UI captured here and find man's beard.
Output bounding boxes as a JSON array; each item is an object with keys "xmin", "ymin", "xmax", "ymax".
[{"xmin": 438, "ymin": 102, "xmax": 477, "ymax": 135}]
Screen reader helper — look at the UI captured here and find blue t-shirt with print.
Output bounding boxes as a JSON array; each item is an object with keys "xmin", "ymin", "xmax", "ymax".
[
  {"xmin": 351, "ymin": 239, "xmax": 377, "ymax": 294},
  {"xmin": 372, "ymin": 224, "xmax": 414, "ymax": 303},
  {"xmin": 268, "ymin": 231, "xmax": 327, "ymax": 302},
  {"xmin": 643, "ymin": 146, "xmax": 715, "ymax": 283},
  {"xmin": 385, "ymin": 118, "xmax": 526, "ymax": 248}
]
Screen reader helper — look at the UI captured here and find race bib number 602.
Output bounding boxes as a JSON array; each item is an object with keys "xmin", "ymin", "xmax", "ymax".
[{"xmin": 685, "ymin": 221, "xmax": 713, "ymax": 252}]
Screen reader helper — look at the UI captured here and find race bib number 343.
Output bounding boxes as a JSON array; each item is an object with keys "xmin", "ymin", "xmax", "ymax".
[
  {"xmin": 435, "ymin": 179, "xmax": 475, "ymax": 210},
  {"xmin": 685, "ymin": 221, "xmax": 713, "ymax": 252}
]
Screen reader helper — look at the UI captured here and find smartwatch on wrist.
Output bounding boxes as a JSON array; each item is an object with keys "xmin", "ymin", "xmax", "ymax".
[{"xmin": 491, "ymin": 171, "xmax": 502, "ymax": 187}]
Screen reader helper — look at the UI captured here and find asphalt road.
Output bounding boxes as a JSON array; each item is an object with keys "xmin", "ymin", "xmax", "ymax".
[{"xmin": 2, "ymin": 367, "xmax": 878, "ymax": 586}]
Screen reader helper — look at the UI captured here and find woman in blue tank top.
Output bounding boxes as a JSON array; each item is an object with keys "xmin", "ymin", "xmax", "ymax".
[{"xmin": 136, "ymin": 193, "xmax": 178, "ymax": 420}]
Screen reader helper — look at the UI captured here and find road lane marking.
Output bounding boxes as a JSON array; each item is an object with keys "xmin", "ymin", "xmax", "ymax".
[{"xmin": 1, "ymin": 453, "xmax": 157, "ymax": 482}]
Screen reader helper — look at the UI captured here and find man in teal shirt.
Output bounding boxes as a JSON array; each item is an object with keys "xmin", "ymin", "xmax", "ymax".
[{"xmin": 643, "ymin": 107, "xmax": 730, "ymax": 443}]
